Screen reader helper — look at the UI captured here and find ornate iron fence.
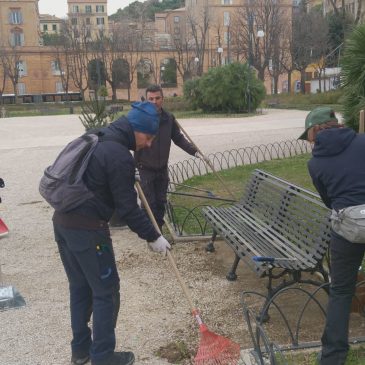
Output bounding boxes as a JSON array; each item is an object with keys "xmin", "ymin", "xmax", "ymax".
[
  {"xmin": 166, "ymin": 139, "xmax": 312, "ymax": 238},
  {"xmin": 240, "ymin": 280, "xmax": 365, "ymax": 364}
]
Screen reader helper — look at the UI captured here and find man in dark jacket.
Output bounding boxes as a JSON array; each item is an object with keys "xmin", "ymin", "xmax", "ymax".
[
  {"xmin": 300, "ymin": 106, "xmax": 365, "ymax": 365},
  {"xmin": 52, "ymin": 102, "xmax": 171, "ymax": 365},
  {"xmin": 134, "ymin": 84, "xmax": 198, "ymax": 231}
]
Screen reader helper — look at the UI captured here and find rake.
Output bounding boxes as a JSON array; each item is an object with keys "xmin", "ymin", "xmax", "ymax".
[{"xmin": 136, "ymin": 181, "xmax": 241, "ymax": 365}]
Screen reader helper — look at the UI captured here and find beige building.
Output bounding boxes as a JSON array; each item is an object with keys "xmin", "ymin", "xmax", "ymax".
[
  {"xmin": 0, "ymin": 0, "xmax": 41, "ymax": 47},
  {"xmin": 39, "ymin": 14, "xmax": 64, "ymax": 35},
  {"xmin": 67, "ymin": 0, "xmax": 109, "ymax": 38}
]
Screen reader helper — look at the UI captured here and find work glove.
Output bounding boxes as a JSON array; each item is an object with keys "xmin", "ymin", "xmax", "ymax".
[
  {"xmin": 194, "ymin": 151, "xmax": 202, "ymax": 159},
  {"xmin": 148, "ymin": 235, "xmax": 171, "ymax": 255},
  {"xmin": 135, "ymin": 168, "xmax": 141, "ymax": 182}
]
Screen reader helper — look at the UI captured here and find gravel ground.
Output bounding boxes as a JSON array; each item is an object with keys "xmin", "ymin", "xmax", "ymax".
[{"xmin": 0, "ymin": 110, "xmax": 308, "ymax": 365}]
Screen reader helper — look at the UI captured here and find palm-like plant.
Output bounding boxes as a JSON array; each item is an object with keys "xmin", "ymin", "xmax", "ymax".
[{"xmin": 341, "ymin": 24, "xmax": 365, "ymax": 130}]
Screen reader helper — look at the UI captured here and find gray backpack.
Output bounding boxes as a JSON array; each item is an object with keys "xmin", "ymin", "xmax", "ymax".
[{"xmin": 39, "ymin": 132, "xmax": 121, "ymax": 212}]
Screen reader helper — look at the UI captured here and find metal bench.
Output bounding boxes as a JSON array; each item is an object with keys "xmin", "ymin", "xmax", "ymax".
[{"xmin": 202, "ymin": 169, "xmax": 331, "ymax": 317}]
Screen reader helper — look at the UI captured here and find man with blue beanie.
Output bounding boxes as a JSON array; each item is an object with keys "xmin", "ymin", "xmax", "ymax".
[{"xmin": 52, "ymin": 101, "xmax": 171, "ymax": 365}]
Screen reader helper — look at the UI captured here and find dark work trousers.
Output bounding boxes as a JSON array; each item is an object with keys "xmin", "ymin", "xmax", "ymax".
[
  {"xmin": 320, "ymin": 231, "xmax": 365, "ymax": 365},
  {"xmin": 139, "ymin": 167, "xmax": 169, "ymax": 231},
  {"xmin": 54, "ymin": 224, "xmax": 120, "ymax": 363}
]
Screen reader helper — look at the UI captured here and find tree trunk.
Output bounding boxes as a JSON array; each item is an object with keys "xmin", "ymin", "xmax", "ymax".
[{"xmin": 300, "ymin": 69, "xmax": 306, "ymax": 94}]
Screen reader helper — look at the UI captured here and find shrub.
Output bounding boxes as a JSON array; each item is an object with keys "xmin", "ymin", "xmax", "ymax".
[
  {"xmin": 341, "ymin": 24, "xmax": 365, "ymax": 130},
  {"xmin": 183, "ymin": 63, "xmax": 266, "ymax": 113}
]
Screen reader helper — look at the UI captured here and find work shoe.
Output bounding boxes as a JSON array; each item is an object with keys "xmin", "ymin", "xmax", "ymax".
[
  {"xmin": 71, "ymin": 354, "xmax": 90, "ymax": 365},
  {"xmin": 91, "ymin": 351, "xmax": 135, "ymax": 365}
]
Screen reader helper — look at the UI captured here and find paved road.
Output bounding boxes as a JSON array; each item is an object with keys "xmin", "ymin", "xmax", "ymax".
[{"xmin": 0, "ymin": 109, "xmax": 307, "ymax": 165}]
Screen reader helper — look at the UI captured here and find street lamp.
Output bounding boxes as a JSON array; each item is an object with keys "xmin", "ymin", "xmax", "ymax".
[{"xmin": 217, "ymin": 47, "xmax": 223, "ymax": 66}]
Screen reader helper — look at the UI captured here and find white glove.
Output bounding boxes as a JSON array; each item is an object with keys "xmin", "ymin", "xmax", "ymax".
[
  {"xmin": 148, "ymin": 236, "xmax": 171, "ymax": 255},
  {"xmin": 194, "ymin": 151, "xmax": 201, "ymax": 159},
  {"xmin": 135, "ymin": 168, "xmax": 141, "ymax": 182}
]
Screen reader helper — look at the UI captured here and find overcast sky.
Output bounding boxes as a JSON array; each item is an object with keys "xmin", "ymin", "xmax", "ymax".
[{"xmin": 38, "ymin": 0, "xmax": 134, "ymax": 18}]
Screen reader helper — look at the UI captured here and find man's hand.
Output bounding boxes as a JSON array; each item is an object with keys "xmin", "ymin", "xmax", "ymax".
[
  {"xmin": 148, "ymin": 236, "xmax": 171, "ymax": 255},
  {"xmin": 194, "ymin": 151, "xmax": 201, "ymax": 159},
  {"xmin": 135, "ymin": 168, "xmax": 141, "ymax": 182}
]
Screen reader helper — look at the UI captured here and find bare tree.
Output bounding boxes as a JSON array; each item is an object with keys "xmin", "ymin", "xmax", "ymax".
[
  {"xmin": 230, "ymin": 0, "xmax": 288, "ymax": 82},
  {"xmin": 0, "ymin": 48, "xmax": 8, "ymax": 103},
  {"xmin": 62, "ymin": 22, "xmax": 92, "ymax": 100},
  {"xmin": 0, "ymin": 45, "xmax": 21, "ymax": 103},
  {"xmin": 292, "ymin": 6, "xmax": 328, "ymax": 93},
  {"xmin": 327, "ymin": 0, "xmax": 363, "ymax": 23},
  {"xmin": 186, "ymin": 3, "xmax": 211, "ymax": 76}
]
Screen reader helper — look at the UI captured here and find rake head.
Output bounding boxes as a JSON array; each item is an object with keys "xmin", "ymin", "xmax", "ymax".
[{"xmin": 194, "ymin": 324, "xmax": 241, "ymax": 365}]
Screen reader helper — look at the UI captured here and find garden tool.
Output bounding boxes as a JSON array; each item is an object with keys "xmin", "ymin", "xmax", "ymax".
[
  {"xmin": 169, "ymin": 181, "xmax": 215, "ymax": 198},
  {"xmin": 135, "ymin": 181, "xmax": 241, "ymax": 365},
  {"xmin": 253, "ymin": 256, "xmax": 298, "ymax": 264},
  {"xmin": 174, "ymin": 120, "xmax": 237, "ymax": 201}
]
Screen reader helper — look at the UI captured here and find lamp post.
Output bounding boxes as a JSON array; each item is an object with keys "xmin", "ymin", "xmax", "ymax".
[
  {"xmin": 217, "ymin": 47, "xmax": 223, "ymax": 66},
  {"xmin": 194, "ymin": 57, "xmax": 199, "ymax": 76}
]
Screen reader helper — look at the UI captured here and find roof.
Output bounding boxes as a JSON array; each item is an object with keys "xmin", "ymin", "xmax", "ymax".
[{"xmin": 39, "ymin": 14, "xmax": 63, "ymax": 21}]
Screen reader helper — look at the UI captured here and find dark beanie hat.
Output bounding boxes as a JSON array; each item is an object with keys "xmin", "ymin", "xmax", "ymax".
[{"xmin": 127, "ymin": 101, "xmax": 160, "ymax": 135}]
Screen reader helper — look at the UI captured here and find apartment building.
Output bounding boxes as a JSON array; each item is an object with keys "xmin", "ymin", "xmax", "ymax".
[
  {"xmin": 67, "ymin": 0, "xmax": 109, "ymax": 38},
  {"xmin": 0, "ymin": 0, "xmax": 41, "ymax": 47},
  {"xmin": 39, "ymin": 14, "xmax": 64, "ymax": 35}
]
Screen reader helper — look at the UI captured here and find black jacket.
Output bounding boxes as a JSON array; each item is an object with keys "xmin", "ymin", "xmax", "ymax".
[
  {"xmin": 134, "ymin": 109, "xmax": 197, "ymax": 170},
  {"xmin": 70, "ymin": 116, "xmax": 160, "ymax": 242},
  {"xmin": 308, "ymin": 127, "xmax": 365, "ymax": 211}
]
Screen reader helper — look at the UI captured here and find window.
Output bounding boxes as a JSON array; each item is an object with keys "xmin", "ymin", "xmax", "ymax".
[
  {"xmin": 9, "ymin": 9, "xmax": 22, "ymax": 24},
  {"xmin": 86, "ymin": 17, "xmax": 91, "ymax": 25},
  {"xmin": 16, "ymin": 61, "xmax": 27, "ymax": 77},
  {"xmin": 86, "ymin": 29, "xmax": 91, "ymax": 38},
  {"xmin": 223, "ymin": 12, "xmax": 230, "ymax": 26},
  {"xmin": 71, "ymin": 18, "xmax": 77, "ymax": 25},
  {"xmin": 16, "ymin": 83, "xmax": 26, "ymax": 95},
  {"xmin": 174, "ymin": 26, "xmax": 180, "ymax": 34},
  {"xmin": 10, "ymin": 31, "xmax": 24, "ymax": 46},
  {"xmin": 72, "ymin": 5, "xmax": 79, "ymax": 13},
  {"xmin": 51, "ymin": 60, "xmax": 61, "ymax": 75},
  {"xmin": 222, "ymin": 0, "xmax": 232, "ymax": 4},
  {"xmin": 56, "ymin": 82, "xmax": 64, "ymax": 93},
  {"xmin": 96, "ymin": 17, "xmax": 105, "ymax": 25},
  {"xmin": 43, "ymin": 24, "xmax": 48, "ymax": 31},
  {"xmin": 96, "ymin": 5, "xmax": 105, "ymax": 12},
  {"xmin": 52, "ymin": 24, "xmax": 57, "ymax": 31},
  {"xmin": 85, "ymin": 5, "xmax": 92, "ymax": 13},
  {"xmin": 174, "ymin": 16, "xmax": 180, "ymax": 23}
]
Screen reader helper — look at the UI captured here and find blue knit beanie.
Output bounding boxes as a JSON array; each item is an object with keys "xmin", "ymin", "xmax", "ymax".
[{"xmin": 127, "ymin": 101, "xmax": 160, "ymax": 135}]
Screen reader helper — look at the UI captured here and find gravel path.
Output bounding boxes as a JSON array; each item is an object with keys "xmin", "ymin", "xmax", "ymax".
[{"xmin": 0, "ymin": 110, "xmax": 308, "ymax": 365}]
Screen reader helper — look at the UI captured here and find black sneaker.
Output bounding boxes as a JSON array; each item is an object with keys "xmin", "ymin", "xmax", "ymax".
[
  {"xmin": 91, "ymin": 352, "xmax": 135, "ymax": 365},
  {"xmin": 71, "ymin": 354, "xmax": 90, "ymax": 365}
]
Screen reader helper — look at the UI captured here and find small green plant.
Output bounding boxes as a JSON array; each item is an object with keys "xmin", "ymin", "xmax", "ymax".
[
  {"xmin": 79, "ymin": 98, "xmax": 111, "ymax": 131},
  {"xmin": 97, "ymin": 85, "xmax": 108, "ymax": 99}
]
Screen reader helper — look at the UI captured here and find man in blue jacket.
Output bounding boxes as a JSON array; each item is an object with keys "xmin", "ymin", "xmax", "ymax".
[
  {"xmin": 52, "ymin": 102, "xmax": 171, "ymax": 365},
  {"xmin": 300, "ymin": 106, "xmax": 365, "ymax": 365}
]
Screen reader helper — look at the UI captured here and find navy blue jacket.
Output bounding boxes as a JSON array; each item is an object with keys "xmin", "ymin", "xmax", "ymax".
[
  {"xmin": 72, "ymin": 116, "xmax": 160, "ymax": 242},
  {"xmin": 308, "ymin": 128, "xmax": 365, "ymax": 211}
]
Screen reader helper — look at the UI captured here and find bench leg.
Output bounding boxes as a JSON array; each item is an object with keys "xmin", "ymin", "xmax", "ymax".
[
  {"xmin": 226, "ymin": 254, "xmax": 240, "ymax": 281},
  {"xmin": 205, "ymin": 230, "xmax": 217, "ymax": 253}
]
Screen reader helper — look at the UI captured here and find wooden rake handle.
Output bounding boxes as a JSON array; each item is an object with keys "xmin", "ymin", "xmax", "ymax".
[
  {"xmin": 174, "ymin": 120, "xmax": 237, "ymax": 201},
  {"xmin": 135, "ymin": 181, "xmax": 196, "ymax": 312}
]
